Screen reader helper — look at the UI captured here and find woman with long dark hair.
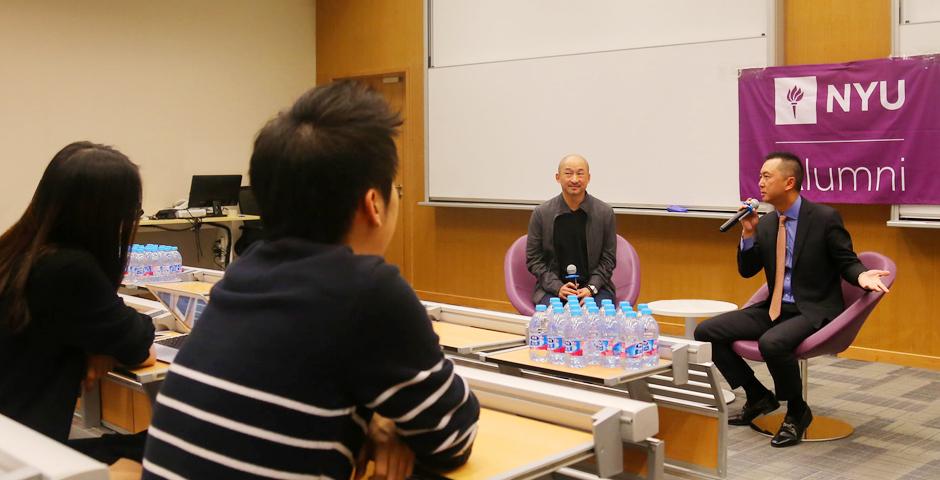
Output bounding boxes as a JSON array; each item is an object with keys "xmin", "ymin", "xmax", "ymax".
[{"xmin": 0, "ymin": 141, "xmax": 155, "ymax": 442}]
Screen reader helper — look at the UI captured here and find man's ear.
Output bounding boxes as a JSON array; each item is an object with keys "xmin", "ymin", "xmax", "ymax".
[{"xmin": 363, "ymin": 188, "xmax": 383, "ymax": 227}]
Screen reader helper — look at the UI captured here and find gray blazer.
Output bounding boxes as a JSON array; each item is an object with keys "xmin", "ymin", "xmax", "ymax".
[{"xmin": 526, "ymin": 193, "xmax": 617, "ymax": 303}]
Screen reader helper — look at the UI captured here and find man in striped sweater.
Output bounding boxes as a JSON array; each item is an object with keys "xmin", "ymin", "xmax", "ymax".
[{"xmin": 142, "ymin": 81, "xmax": 480, "ymax": 479}]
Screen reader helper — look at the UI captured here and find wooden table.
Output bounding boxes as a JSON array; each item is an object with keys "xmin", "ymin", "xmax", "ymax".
[
  {"xmin": 432, "ymin": 321, "xmax": 526, "ymax": 354},
  {"xmin": 138, "ymin": 214, "xmax": 260, "ymax": 266},
  {"xmin": 485, "ymin": 347, "xmax": 671, "ymax": 387},
  {"xmin": 138, "ymin": 214, "xmax": 260, "ymax": 227},
  {"xmin": 361, "ymin": 408, "xmax": 595, "ymax": 480}
]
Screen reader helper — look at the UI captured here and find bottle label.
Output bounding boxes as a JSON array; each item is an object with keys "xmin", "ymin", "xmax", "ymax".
[
  {"xmin": 646, "ymin": 339, "xmax": 659, "ymax": 356},
  {"xmin": 611, "ymin": 341, "xmax": 624, "ymax": 357},
  {"xmin": 564, "ymin": 339, "xmax": 583, "ymax": 356},
  {"xmin": 600, "ymin": 339, "xmax": 620, "ymax": 356},
  {"xmin": 626, "ymin": 343, "xmax": 644, "ymax": 358},
  {"xmin": 592, "ymin": 339, "xmax": 606, "ymax": 353},
  {"xmin": 548, "ymin": 336, "xmax": 565, "ymax": 353},
  {"xmin": 529, "ymin": 334, "xmax": 547, "ymax": 350}
]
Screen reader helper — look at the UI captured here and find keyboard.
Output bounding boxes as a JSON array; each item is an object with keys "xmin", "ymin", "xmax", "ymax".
[{"xmin": 155, "ymin": 334, "xmax": 188, "ymax": 350}]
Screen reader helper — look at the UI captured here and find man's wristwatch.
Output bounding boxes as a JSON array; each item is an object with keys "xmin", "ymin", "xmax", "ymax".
[{"xmin": 587, "ymin": 284, "xmax": 598, "ymax": 295}]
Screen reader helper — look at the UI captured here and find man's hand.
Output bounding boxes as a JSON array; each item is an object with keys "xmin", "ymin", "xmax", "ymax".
[
  {"xmin": 740, "ymin": 198, "xmax": 759, "ymax": 238},
  {"xmin": 355, "ymin": 415, "xmax": 414, "ymax": 480},
  {"xmin": 83, "ymin": 355, "xmax": 117, "ymax": 391},
  {"xmin": 858, "ymin": 270, "xmax": 891, "ymax": 293},
  {"xmin": 576, "ymin": 288, "xmax": 591, "ymax": 299},
  {"xmin": 558, "ymin": 282, "xmax": 578, "ymax": 299}
]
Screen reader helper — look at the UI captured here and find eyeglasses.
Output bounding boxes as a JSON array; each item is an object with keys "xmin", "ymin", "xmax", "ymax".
[{"xmin": 394, "ymin": 184, "xmax": 403, "ymax": 199}]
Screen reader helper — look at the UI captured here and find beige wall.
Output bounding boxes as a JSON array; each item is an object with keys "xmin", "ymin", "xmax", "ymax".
[{"xmin": 0, "ymin": 0, "xmax": 317, "ymax": 228}]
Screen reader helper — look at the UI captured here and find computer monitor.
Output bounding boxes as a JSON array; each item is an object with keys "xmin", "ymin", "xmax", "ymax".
[{"xmin": 188, "ymin": 175, "xmax": 242, "ymax": 217}]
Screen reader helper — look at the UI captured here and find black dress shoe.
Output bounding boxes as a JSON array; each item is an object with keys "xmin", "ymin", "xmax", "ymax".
[
  {"xmin": 728, "ymin": 394, "xmax": 780, "ymax": 426},
  {"xmin": 771, "ymin": 407, "xmax": 813, "ymax": 447}
]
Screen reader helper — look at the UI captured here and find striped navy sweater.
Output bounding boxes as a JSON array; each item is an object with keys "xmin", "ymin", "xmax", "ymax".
[{"xmin": 142, "ymin": 238, "xmax": 479, "ymax": 479}]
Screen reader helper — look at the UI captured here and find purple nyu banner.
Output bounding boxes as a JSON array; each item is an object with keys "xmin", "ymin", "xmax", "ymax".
[{"xmin": 739, "ymin": 56, "xmax": 940, "ymax": 204}]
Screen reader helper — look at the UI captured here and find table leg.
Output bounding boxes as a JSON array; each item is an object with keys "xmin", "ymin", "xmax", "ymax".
[{"xmin": 79, "ymin": 380, "xmax": 102, "ymax": 428}]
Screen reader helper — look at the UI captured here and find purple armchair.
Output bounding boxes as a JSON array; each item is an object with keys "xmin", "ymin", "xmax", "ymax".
[
  {"xmin": 732, "ymin": 251, "xmax": 896, "ymax": 441},
  {"xmin": 504, "ymin": 234, "xmax": 641, "ymax": 316}
]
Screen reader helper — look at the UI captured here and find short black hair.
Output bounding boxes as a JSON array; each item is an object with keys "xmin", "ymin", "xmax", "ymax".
[
  {"xmin": 250, "ymin": 81, "xmax": 402, "ymax": 243},
  {"xmin": 765, "ymin": 151, "xmax": 804, "ymax": 192}
]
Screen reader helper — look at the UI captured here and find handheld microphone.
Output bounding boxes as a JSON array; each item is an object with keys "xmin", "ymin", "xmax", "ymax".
[
  {"xmin": 565, "ymin": 264, "xmax": 579, "ymax": 287},
  {"xmin": 719, "ymin": 199, "xmax": 760, "ymax": 233}
]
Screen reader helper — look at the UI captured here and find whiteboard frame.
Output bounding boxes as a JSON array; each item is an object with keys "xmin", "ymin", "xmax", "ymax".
[
  {"xmin": 888, "ymin": 0, "xmax": 940, "ymax": 228},
  {"xmin": 422, "ymin": 0, "xmax": 783, "ymax": 217}
]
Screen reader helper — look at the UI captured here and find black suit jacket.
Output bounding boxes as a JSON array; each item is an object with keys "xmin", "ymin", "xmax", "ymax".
[{"xmin": 737, "ymin": 198, "xmax": 867, "ymax": 328}]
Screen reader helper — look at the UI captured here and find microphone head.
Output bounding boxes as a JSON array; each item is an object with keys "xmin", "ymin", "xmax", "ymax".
[
  {"xmin": 746, "ymin": 198, "xmax": 760, "ymax": 210},
  {"xmin": 566, "ymin": 264, "xmax": 577, "ymax": 275}
]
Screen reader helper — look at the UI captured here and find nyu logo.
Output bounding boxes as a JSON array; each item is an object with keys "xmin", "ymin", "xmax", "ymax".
[
  {"xmin": 773, "ymin": 77, "xmax": 906, "ymax": 126},
  {"xmin": 774, "ymin": 76, "xmax": 817, "ymax": 125}
]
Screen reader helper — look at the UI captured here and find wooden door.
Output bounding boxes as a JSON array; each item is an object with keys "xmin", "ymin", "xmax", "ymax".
[{"xmin": 344, "ymin": 74, "xmax": 407, "ymax": 271}]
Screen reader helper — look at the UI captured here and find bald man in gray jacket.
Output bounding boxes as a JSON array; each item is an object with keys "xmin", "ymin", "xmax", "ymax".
[{"xmin": 526, "ymin": 155, "xmax": 618, "ymax": 306}]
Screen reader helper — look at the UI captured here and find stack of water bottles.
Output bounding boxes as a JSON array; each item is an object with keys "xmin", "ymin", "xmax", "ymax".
[
  {"xmin": 123, "ymin": 244, "xmax": 184, "ymax": 285},
  {"xmin": 528, "ymin": 296, "xmax": 659, "ymax": 370}
]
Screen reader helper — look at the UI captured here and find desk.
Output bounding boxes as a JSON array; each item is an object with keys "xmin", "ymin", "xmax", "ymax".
[
  {"xmin": 89, "ymin": 301, "xmax": 725, "ymax": 479},
  {"xmin": 361, "ymin": 408, "xmax": 595, "ymax": 480},
  {"xmin": 138, "ymin": 214, "xmax": 260, "ymax": 227},
  {"xmin": 138, "ymin": 214, "xmax": 260, "ymax": 267},
  {"xmin": 432, "ymin": 321, "xmax": 525, "ymax": 354},
  {"xmin": 486, "ymin": 347, "xmax": 672, "ymax": 387}
]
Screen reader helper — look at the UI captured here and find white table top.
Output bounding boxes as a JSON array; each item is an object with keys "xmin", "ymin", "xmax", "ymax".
[{"xmin": 647, "ymin": 299, "xmax": 738, "ymax": 318}]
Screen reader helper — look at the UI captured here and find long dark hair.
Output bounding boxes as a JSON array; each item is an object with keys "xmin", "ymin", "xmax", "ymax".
[{"xmin": 0, "ymin": 141, "xmax": 142, "ymax": 331}]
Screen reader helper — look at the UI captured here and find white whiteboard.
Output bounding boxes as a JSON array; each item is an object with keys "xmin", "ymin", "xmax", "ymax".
[
  {"xmin": 431, "ymin": 0, "xmax": 768, "ymax": 67},
  {"xmin": 426, "ymin": 0, "xmax": 776, "ymax": 211},
  {"xmin": 896, "ymin": 0, "xmax": 940, "ymax": 219}
]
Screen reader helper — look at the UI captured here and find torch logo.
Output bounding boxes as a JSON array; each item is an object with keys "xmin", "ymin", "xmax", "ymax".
[
  {"xmin": 787, "ymin": 86, "xmax": 804, "ymax": 118},
  {"xmin": 775, "ymin": 77, "xmax": 817, "ymax": 125}
]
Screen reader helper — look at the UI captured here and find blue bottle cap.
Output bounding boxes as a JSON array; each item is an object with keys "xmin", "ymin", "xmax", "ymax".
[{"xmin": 535, "ymin": 304, "xmax": 547, "ymax": 312}]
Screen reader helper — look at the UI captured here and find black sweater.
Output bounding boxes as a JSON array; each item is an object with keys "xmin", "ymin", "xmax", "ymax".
[
  {"xmin": 143, "ymin": 238, "xmax": 479, "ymax": 479},
  {"xmin": 0, "ymin": 248, "xmax": 155, "ymax": 441}
]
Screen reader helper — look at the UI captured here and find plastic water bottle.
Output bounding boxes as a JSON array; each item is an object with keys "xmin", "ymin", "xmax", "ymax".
[
  {"xmin": 565, "ymin": 308, "xmax": 587, "ymax": 368},
  {"xmin": 128, "ymin": 245, "xmax": 145, "ymax": 284},
  {"xmin": 528, "ymin": 305, "xmax": 549, "ymax": 362},
  {"xmin": 565, "ymin": 295, "xmax": 578, "ymax": 313},
  {"xmin": 153, "ymin": 246, "xmax": 167, "ymax": 282},
  {"xmin": 619, "ymin": 301, "xmax": 632, "ymax": 313},
  {"xmin": 586, "ymin": 306, "xmax": 603, "ymax": 366},
  {"xmin": 600, "ymin": 306, "xmax": 623, "ymax": 368},
  {"xmin": 547, "ymin": 306, "xmax": 568, "ymax": 365},
  {"xmin": 168, "ymin": 246, "xmax": 183, "ymax": 281},
  {"xmin": 601, "ymin": 299, "xmax": 614, "ymax": 309},
  {"xmin": 123, "ymin": 245, "xmax": 137, "ymax": 284},
  {"xmin": 623, "ymin": 311, "xmax": 643, "ymax": 370},
  {"xmin": 640, "ymin": 308, "xmax": 660, "ymax": 368},
  {"xmin": 139, "ymin": 245, "xmax": 155, "ymax": 281}
]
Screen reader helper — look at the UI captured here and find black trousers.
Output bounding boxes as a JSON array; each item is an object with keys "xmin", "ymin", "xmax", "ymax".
[{"xmin": 694, "ymin": 303, "xmax": 818, "ymax": 401}]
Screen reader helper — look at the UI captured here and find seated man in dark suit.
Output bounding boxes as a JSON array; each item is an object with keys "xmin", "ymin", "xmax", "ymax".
[{"xmin": 695, "ymin": 151, "xmax": 890, "ymax": 447}]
